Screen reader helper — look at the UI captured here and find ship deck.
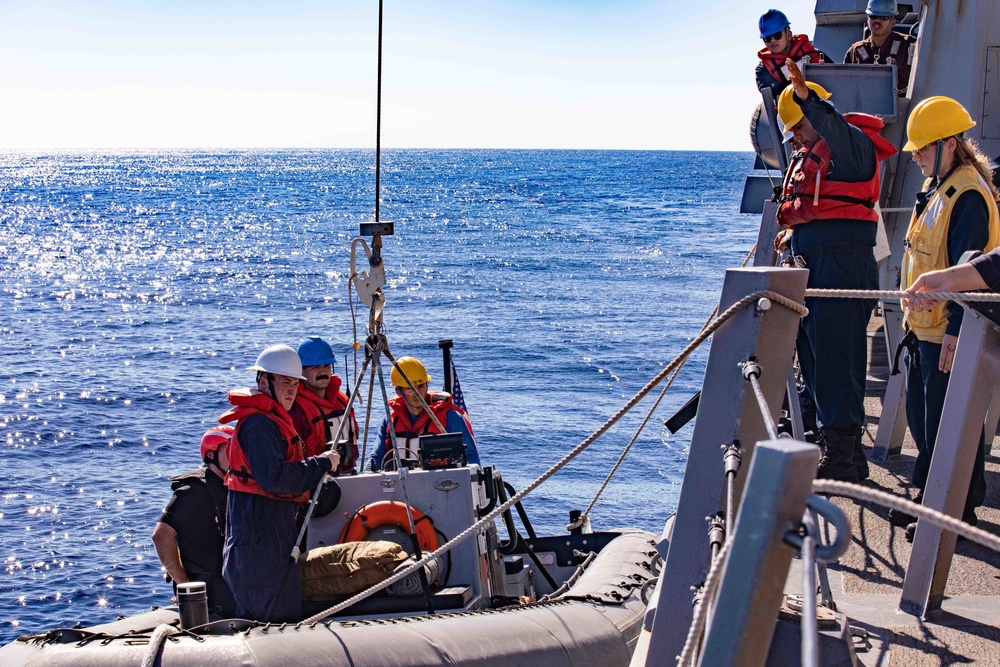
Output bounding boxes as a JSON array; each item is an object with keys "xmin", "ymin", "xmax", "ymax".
[{"xmin": 784, "ymin": 310, "xmax": 1000, "ymax": 666}]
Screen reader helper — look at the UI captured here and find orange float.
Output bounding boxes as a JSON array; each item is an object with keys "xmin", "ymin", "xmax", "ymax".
[{"xmin": 339, "ymin": 500, "xmax": 439, "ymax": 554}]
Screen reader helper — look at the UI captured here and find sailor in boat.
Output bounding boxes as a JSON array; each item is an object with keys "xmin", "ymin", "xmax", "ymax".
[
  {"xmin": 893, "ymin": 96, "xmax": 1000, "ymax": 533},
  {"xmin": 150, "ymin": 425, "xmax": 237, "ymax": 618},
  {"xmin": 371, "ymin": 356, "xmax": 480, "ymax": 471},
  {"xmin": 219, "ymin": 344, "xmax": 341, "ymax": 622},
  {"xmin": 290, "ymin": 336, "xmax": 360, "ymax": 475},
  {"xmin": 844, "ymin": 0, "xmax": 914, "ymax": 97},
  {"xmin": 773, "ymin": 58, "xmax": 897, "ymax": 483},
  {"xmin": 755, "ymin": 8, "xmax": 830, "ymax": 100}
]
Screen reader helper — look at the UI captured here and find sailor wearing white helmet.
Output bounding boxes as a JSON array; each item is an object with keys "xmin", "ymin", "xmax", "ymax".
[{"xmin": 218, "ymin": 344, "xmax": 340, "ymax": 622}]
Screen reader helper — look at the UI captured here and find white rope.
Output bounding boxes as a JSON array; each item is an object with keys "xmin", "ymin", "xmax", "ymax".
[
  {"xmin": 301, "ymin": 289, "xmax": 808, "ymax": 625},
  {"xmin": 812, "ymin": 480, "xmax": 1000, "ymax": 552},
  {"xmin": 139, "ymin": 624, "xmax": 172, "ymax": 667},
  {"xmin": 573, "ymin": 246, "xmax": 759, "ymax": 529},
  {"xmin": 676, "ymin": 540, "xmax": 733, "ymax": 666},
  {"xmin": 804, "ymin": 288, "xmax": 1000, "ymax": 302}
]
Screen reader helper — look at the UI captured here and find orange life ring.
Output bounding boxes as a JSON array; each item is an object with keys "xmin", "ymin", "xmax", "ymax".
[{"xmin": 338, "ymin": 500, "xmax": 439, "ymax": 554}]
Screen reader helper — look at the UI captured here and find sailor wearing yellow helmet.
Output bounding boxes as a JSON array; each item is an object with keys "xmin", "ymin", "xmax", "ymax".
[
  {"xmin": 773, "ymin": 59, "xmax": 898, "ymax": 483},
  {"xmin": 891, "ymin": 96, "xmax": 1000, "ymax": 532},
  {"xmin": 371, "ymin": 356, "xmax": 480, "ymax": 471}
]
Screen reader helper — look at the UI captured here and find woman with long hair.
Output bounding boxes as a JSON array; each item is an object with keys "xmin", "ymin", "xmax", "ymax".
[{"xmin": 895, "ymin": 96, "xmax": 1000, "ymax": 533}]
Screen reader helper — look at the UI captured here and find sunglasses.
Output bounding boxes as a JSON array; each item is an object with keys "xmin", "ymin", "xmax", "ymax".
[{"xmin": 762, "ymin": 31, "xmax": 784, "ymax": 43}]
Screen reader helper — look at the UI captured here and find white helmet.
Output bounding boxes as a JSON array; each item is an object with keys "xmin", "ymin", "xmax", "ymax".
[{"xmin": 247, "ymin": 344, "xmax": 305, "ymax": 380}]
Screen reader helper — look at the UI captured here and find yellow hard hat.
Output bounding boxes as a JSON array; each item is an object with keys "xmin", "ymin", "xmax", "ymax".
[
  {"xmin": 391, "ymin": 357, "xmax": 431, "ymax": 388},
  {"xmin": 777, "ymin": 82, "xmax": 833, "ymax": 136},
  {"xmin": 903, "ymin": 96, "xmax": 976, "ymax": 152}
]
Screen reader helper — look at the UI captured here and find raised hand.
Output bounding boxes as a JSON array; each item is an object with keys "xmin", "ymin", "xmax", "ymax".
[{"xmin": 785, "ymin": 58, "xmax": 809, "ymax": 102}]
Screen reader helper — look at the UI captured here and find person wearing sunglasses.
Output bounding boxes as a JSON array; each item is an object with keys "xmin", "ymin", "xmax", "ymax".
[
  {"xmin": 845, "ymin": 0, "xmax": 914, "ymax": 96},
  {"xmin": 756, "ymin": 8, "xmax": 830, "ymax": 100}
]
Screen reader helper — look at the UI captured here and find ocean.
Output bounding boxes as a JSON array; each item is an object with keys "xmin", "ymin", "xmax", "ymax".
[{"xmin": 0, "ymin": 148, "xmax": 758, "ymax": 642}]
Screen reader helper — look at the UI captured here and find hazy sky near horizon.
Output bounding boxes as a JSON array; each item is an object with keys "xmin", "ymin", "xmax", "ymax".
[{"xmin": 1, "ymin": 1, "xmax": 825, "ymax": 151}]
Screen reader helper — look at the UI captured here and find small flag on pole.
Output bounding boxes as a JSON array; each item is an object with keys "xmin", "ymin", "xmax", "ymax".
[{"xmin": 450, "ymin": 359, "xmax": 469, "ymax": 415}]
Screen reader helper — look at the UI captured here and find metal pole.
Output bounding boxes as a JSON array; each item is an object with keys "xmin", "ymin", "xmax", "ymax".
[
  {"xmin": 641, "ymin": 267, "xmax": 808, "ymax": 667},
  {"xmin": 696, "ymin": 440, "xmax": 820, "ymax": 667},
  {"xmin": 900, "ymin": 310, "xmax": 1000, "ymax": 616},
  {"xmin": 374, "ymin": 356, "xmax": 436, "ymax": 614},
  {"xmin": 291, "ymin": 349, "xmax": 375, "ymax": 559},
  {"xmin": 438, "ymin": 339, "xmax": 454, "ymax": 394}
]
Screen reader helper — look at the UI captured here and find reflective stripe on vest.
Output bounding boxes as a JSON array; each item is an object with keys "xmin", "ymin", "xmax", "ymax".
[{"xmin": 902, "ymin": 164, "xmax": 1000, "ymax": 342}]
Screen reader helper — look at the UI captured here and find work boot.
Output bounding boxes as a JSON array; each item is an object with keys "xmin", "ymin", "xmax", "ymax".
[
  {"xmin": 852, "ymin": 429, "xmax": 869, "ymax": 481},
  {"xmin": 816, "ymin": 429, "xmax": 860, "ymax": 483},
  {"xmin": 888, "ymin": 492, "xmax": 921, "ymax": 527}
]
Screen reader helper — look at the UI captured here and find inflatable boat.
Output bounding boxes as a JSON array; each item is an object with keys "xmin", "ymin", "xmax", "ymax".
[{"xmin": 0, "ymin": 465, "xmax": 660, "ymax": 667}]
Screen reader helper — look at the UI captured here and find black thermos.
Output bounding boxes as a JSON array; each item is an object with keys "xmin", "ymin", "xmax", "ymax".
[{"xmin": 176, "ymin": 581, "xmax": 209, "ymax": 630}]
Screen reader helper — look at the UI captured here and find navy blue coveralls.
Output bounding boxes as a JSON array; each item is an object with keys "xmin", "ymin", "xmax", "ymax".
[
  {"xmin": 970, "ymin": 246, "xmax": 1000, "ymax": 287},
  {"xmin": 790, "ymin": 91, "xmax": 879, "ymax": 437},
  {"xmin": 222, "ymin": 413, "xmax": 332, "ymax": 623},
  {"xmin": 905, "ymin": 183, "xmax": 990, "ymax": 518}
]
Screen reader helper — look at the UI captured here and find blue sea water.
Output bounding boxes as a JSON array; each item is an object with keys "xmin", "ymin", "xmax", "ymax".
[{"xmin": 0, "ymin": 149, "xmax": 757, "ymax": 643}]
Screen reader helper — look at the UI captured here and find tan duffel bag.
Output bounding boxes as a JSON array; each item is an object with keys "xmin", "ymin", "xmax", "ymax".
[{"xmin": 301, "ymin": 541, "xmax": 409, "ymax": 599}]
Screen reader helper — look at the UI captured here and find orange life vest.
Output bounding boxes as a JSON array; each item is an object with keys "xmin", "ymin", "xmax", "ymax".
[
  {"xmin": 777, "ymin": 113, "xmax": 898, "ymax": 228},
  {"xmin": 293, "ymin": 378, "xmax": 359, "ymax": 473},
  {"xmin": 757, "ymin": 34, "xmax": 823, "ymax": 85},
  {"xmin": 219, "ymin": 388, "xmax": 310, "ymax": 503},
  {"xmin": 385, "ymin": 392, "xmax": 469, "ymax": 464}
]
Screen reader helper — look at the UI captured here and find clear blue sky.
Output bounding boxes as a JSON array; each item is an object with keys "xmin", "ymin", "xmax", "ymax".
[{"xmin": 0, "ymin": 1, "xmax": 821, "ymax": 150}]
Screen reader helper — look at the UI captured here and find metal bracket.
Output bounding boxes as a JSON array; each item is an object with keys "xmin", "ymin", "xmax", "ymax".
[{"xmin": 350, "ymin": 237, "xmax": 387, "ymax": 308}]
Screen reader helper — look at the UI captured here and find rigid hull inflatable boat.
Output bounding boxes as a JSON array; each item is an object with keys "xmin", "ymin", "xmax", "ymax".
[{"xmin": 0, "ymin": 465, "xmax": 659, "ymax": 667}]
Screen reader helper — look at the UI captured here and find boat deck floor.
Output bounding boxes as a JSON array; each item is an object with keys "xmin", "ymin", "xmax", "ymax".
[{"xmin": 784, "ymin": 312, "xmax": 1000, "ymax": 666}]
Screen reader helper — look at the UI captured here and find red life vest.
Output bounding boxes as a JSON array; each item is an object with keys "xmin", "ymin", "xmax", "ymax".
[
  {"xmin": 386, "ymin": 392, "xmax": 470, "ymax": 464},
  {"xmin": 293, "ymin": 378, "xmax": 359, "ymax": 473},
  {"xmin": 777, "ymin": 113, "xmax": 898, "ymax": 228},
  {"xmin": 757, "ymin": 34, "xmax": 823, "ymax": 85},
  {"xmin": 219, "ymin": 388, "xmax": 310, "ymax": 503}
]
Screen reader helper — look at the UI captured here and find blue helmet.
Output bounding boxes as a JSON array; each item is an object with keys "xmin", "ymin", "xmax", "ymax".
[
  {"xmin": 297, "ymin": 336, "xmax": 337, "ymax": 368},
  {"xmin": 866, "ymin": 0, "xmax": 897, "ymax": 18},
  {"xmin": 759, "ymin": 9, "xmax": 790, "ymax": 39}
]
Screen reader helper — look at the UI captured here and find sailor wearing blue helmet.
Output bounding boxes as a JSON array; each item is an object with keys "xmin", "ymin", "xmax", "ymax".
[{"xmin": 756, "ymin": 9, "xmax": 830, "ymax": 99}]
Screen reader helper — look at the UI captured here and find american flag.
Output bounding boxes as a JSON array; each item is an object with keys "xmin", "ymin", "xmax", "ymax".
[{"xmin": 450, "ymin": 359, "xmax": 469, "ymax": 414}]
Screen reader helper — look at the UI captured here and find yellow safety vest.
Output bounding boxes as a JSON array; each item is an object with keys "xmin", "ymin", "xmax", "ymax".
[{"xmin": 902, "ymin": 164, "xmax": 1000, "ymax": 342}]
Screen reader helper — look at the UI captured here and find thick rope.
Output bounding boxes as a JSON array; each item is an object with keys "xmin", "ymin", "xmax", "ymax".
[
  {"xmin": 804, "ymin": 288, "xmax": 1000, "ymax": 302},
  {"xmin": 571, "ymin": 247, "xmax": 758, "ymax": 530},
  {"xmin": 676, "ymin": 480, "xmax": 1000, "ymax": 666},
  {"xmin": 676, "ymin": 540, "xmax": 733, "ymax": 666},
  {"xmin": 302, "ymin": 289, "xmax": 808, "ymax": 625},
  {"xmin": 139, "ymin": 624, "xmax": 172, "ymax": 667},
  {"xmin": 812, "ymin": 480, "xmax": 1000, "ymax": 551}
]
